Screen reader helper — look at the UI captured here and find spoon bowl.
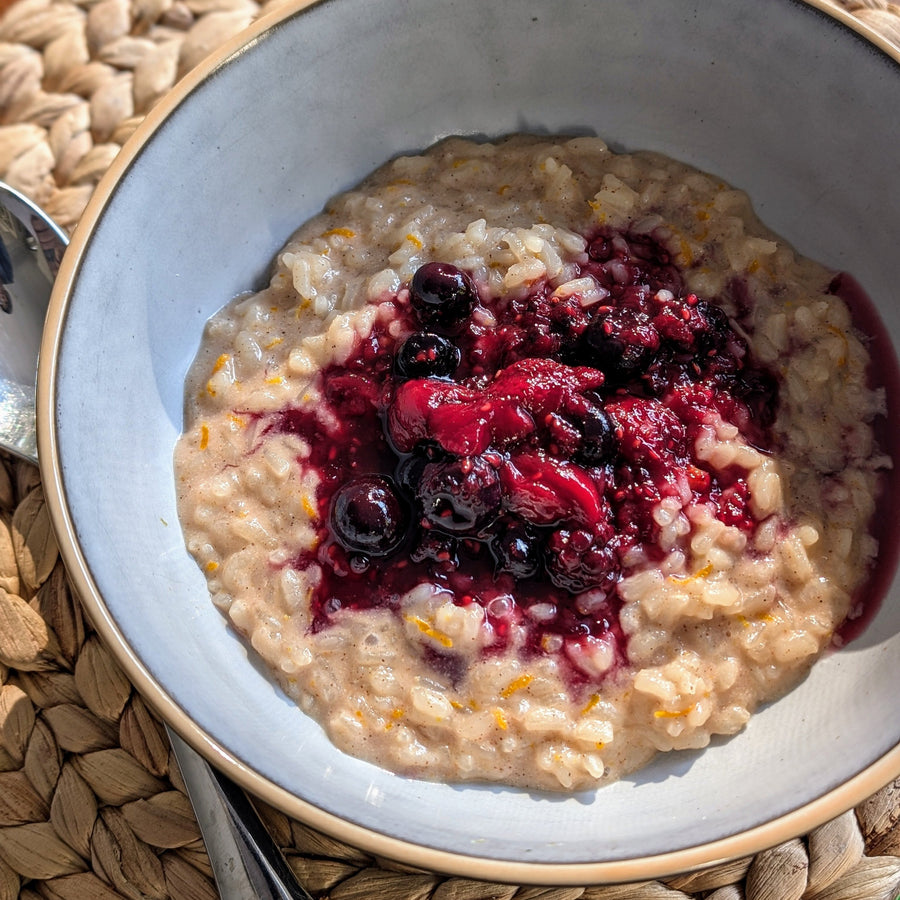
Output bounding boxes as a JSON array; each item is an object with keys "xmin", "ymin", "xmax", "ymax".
[{"xmin": 0, "ymin": 185, "xmax": 65, "ymax": 463}]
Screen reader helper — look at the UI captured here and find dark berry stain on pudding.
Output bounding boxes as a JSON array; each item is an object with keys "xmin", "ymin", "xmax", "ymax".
[
  {"xmin": 175, "ymin": 135, "xmax": 890, "ymax": 790},
  {"xmin": 273, "ymin": 234, "xmax": 779, "ymax": 689}
]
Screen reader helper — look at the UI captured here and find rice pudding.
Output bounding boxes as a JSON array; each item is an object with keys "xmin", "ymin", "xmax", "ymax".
[{"xmin": 174, "ymin": 134, "xmax": 890, "ymax": 791}]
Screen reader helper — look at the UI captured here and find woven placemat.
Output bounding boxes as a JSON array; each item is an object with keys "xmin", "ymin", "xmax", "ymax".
[{"xmin": 1, "ymin": 1, "xmax": 899, "ymax": 898}]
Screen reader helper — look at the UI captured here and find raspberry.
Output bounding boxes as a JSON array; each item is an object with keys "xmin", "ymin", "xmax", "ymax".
[{"xmin": 605, "ymin": 396, "xmax": 688, "ymax": 469}]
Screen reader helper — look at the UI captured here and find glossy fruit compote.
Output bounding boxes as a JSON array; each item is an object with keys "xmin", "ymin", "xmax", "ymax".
[
  {"xmin": 175, "ymin": 135, "xmax": 890, "ymax": 791},
  {"xmin": 305, "ymin": 248, "xmax": 768, "ymax": 647}
]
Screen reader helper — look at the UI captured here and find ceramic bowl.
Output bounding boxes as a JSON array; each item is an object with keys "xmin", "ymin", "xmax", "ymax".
[{"xmin": 37, "ymin": 0, "xmax": 900, "ymax": 884}]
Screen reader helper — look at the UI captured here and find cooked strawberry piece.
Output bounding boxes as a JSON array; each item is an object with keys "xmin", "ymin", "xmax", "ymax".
[
  {"xmin": 389, "ymin": 379, "xmax": 488, "ymax": 455},
  {"xmin": 480, "ymin": 399, "xmax": 535, "ymax": 447},
  {"xmin": 487, "ymin": 358, "xmax": 605, "ymax": 419},
  {"xmin": 499, "ymin": 452, "xmax": 602, "ymax": 527},
  {"xmin": 388, "ymin": 358, "xmax": 604, "ymax": 457}
]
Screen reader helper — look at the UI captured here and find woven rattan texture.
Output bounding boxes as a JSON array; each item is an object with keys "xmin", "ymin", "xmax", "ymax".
[{"xmin": 0, "ymin": 1, "xmax": 899, "ymax": 898}]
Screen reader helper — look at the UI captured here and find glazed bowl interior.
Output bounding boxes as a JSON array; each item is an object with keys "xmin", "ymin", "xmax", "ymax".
[{"xmin": 39, "ymin": 0, "xmax": 900, "ymax": 883}]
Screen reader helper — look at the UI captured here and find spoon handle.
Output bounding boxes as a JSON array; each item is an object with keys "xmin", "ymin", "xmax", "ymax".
[{"xmin": 168, "ymin": 728, "xmax": 314, "ymax": 900}]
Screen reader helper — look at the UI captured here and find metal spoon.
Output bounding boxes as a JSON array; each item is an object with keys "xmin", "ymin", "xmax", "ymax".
[{"xmin": 0, "ymin": 181, "xmax": 312, "ymax": 900}]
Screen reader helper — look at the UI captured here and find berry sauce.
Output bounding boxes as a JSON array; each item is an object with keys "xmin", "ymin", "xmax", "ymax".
[
  {"xmin": 262, "ymin": 230, "xmax": 783, "ymax": 684},
  {"xmin": 828, "ymin": 273, "xmax": 900, "ymax": 646}
]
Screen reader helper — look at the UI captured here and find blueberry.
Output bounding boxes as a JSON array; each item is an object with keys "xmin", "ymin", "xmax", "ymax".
[
  {"xmin": 491, "ymin": 519, "xmax": 542, "ymax": 580},
  {"xmin": 409, "ymin": 262, "xmax": 478, "ymax": 332},
  {"xmin": 395, "ymin": 332, "xmax": 460, "ymax": 379},
  {"xmin": 577, "ymin": 404, "xmax": 617, "ymax": 465},
  {"xmin": 395, "ymin": 453, "xmax": 427, "ymax": 494},
  {"xmin": 417, "ymin": 455, "xmax": 501, "ymax": 534},
  {"xmin": 329, "ymin": 475, "xmax": 407, "ymax": 556}
]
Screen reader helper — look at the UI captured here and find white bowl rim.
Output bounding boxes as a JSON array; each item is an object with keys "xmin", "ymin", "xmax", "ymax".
[{"xmin": 36, "ymin": 0, "xmax": 900, "ymax": 884}]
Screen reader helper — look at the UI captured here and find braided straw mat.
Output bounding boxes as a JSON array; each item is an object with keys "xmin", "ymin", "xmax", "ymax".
[{"xmin": 1, "ymin": 0, "xmax": 900, "ymax": 897}]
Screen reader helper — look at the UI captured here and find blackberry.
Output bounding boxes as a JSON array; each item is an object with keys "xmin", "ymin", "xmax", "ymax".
[
  {"xmin": 417, "ymin": 455, "xmax": 501, "ymax": 534},
  {"xmin": 395, "ymin": 332, "xmax": 460, "ymax": 379},
  {"xmin": 545, "ymin": 527, "xmax": 617, "ymax": 594},
  {"xmin": 580, "ymin": 308, "xmax": 660, "ymax": 381}
]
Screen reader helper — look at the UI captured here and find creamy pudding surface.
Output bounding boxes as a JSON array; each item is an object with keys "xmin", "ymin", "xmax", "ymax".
[{"xmin": 174, "ymin": 135, "xmax": 890, "ymax": 791}]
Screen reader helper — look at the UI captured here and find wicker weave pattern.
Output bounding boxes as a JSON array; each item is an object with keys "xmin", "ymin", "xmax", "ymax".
[{"xmin": 0, "ymin": 1, "xmax": 899, "ymax": 897}]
